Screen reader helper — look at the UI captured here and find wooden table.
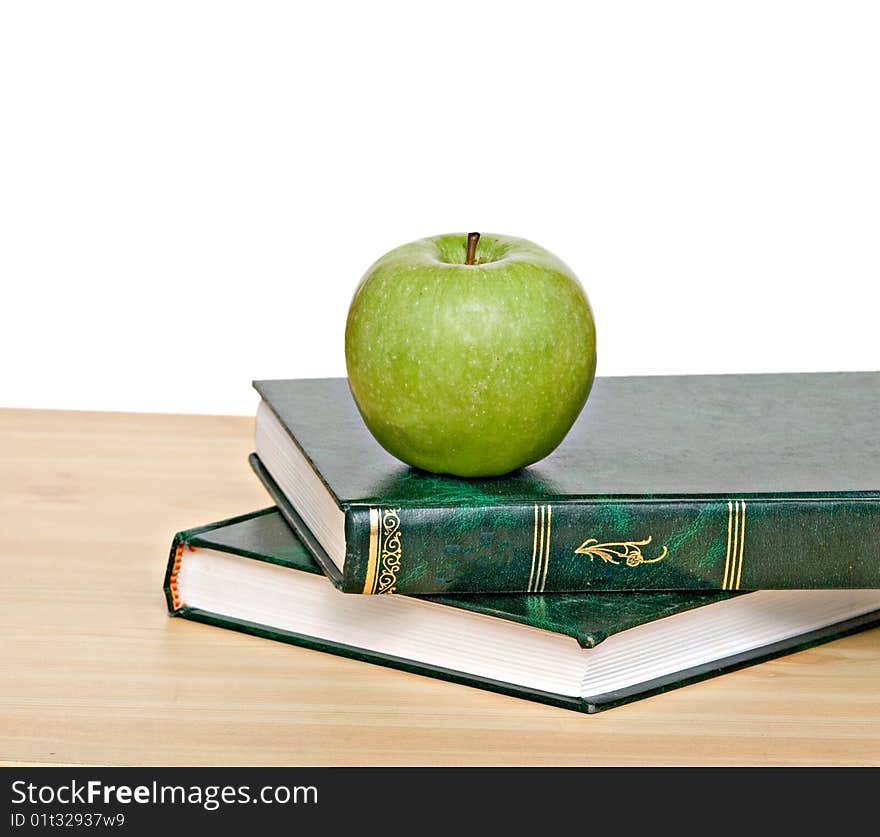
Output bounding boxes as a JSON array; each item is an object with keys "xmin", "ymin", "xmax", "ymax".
[{"xmin": 2, "ymin": 408, "xmax": 878, "ymax": 766}]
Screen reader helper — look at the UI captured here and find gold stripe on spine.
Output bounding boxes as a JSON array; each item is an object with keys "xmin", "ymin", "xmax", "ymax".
[
  {"xmin": 734, "ymin": 501, "xmax": 746, "ymax": 590},
  {"xmin": 728, "ymin": 501, "xmax": 740, "ymax": 592},
  {"xmin": 537, "ymin": 506, "xmax": 546, "ymax": 593},
  {"xmin": 375, "ymin": 508, "xmax": 402, "ymax": 595},
  {"xmin": 539, "ymin": 505, "xmax": 552, "ymax": 592},
  {"xmin": 363, "ymin": 508, "xmax": 381, "ymax": 594},
  {"xmin": 722, "ymin": 501, "xmax": 734, "ymax": 590},
  {"xmin": 528, "ymin": 505, "xmax": 539, "ymax": 593}
]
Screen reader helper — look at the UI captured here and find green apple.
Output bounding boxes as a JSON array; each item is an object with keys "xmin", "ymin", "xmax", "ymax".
[{"xmin": 345, "ymin": 232, "xmax": 597, "ymax": 477}]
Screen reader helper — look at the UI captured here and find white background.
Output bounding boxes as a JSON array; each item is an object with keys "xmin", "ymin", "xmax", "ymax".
[{"xmin": 2, "ymin": 1, "xmax": 879, "ymax": 415}]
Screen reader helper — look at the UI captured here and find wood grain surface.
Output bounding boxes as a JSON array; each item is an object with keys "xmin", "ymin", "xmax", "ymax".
[{"xmin": 1, "ymin": 408, "xmax": 878, "ymax": 766}]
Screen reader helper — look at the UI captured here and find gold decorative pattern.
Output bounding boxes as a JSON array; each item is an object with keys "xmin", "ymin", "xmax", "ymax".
[
  {"xmin": 528, "ymin": 505, "xmax": 552, "ymax": 592},
  {"xmin": 363, "ymin": 507, "xmax": 401, "ymax": 594},
  {"xmin": 722, "ymin": 500, "xmax": 747, "ymax": 591},
  {"xmin": 574, "ymin": 536, "xmax": 668, "ymax": 567},
  {"xmin": 375, "ymin": 508, "xmax": 402, "ymax": 595}
]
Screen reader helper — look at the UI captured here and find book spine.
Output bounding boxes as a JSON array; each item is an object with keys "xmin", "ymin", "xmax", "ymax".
[{"xmin": 341, "ymin": 497, "xmax": 880, "ymax": 594}]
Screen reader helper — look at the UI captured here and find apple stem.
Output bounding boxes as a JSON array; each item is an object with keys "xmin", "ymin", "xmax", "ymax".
[{"xmin": 466, "ymin": 232, "xmax": 480, "ymax": 265}]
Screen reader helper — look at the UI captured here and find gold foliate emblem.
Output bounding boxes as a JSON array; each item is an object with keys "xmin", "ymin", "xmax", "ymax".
[{"xmin": 574, "ymin": 536, "xmax": 668, "ymax": 567}]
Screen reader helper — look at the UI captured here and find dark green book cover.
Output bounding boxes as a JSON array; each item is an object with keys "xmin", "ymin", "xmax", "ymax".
[
  {"xmin": 164, "ymin": 508, "xmax": 880, "ymax": 714},
  {"xmin": 252, "ymin": 371, "xmax": 880, "ymax": 594}
]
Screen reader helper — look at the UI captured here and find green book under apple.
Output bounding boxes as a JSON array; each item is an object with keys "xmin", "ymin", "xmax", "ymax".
[
  {"xmin": 251, "ymin": 371, "xmax": 880, "ymax": 595},
  {"xmin": 164, "ymin": 507, "xmax": 880, "ymax": 714}
]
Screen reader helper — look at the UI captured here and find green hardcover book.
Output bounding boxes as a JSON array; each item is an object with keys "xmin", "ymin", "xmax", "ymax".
[
  {"xmin": 251, "ymin": 371, "xmax": 880, "ymax": 595},
  {"xmin": 164, "ymin": 507, "xmax": 880, "ymax": 714}
]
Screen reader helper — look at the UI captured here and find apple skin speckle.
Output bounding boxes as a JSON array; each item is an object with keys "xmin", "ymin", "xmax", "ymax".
[{"xmin": 345, "ymin": 232, "xmax": 597, "ymax": 477}]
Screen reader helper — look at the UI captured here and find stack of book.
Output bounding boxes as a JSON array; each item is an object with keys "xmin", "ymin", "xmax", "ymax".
[{"xmin": 163, "ymin": 371, "xmax": 880, "ymax": 713}]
